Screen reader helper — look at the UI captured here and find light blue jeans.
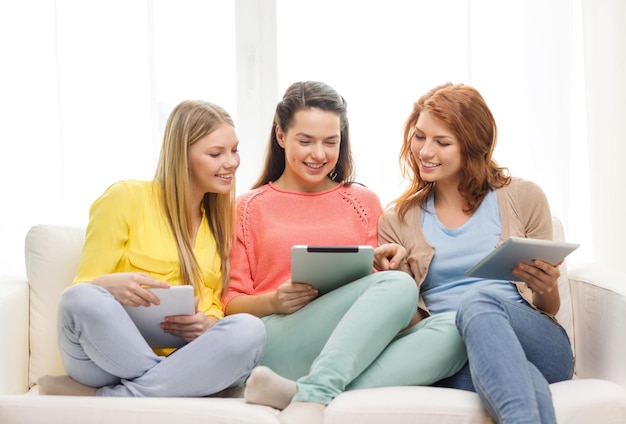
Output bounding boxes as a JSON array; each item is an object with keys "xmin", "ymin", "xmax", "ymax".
[
  {"xmin": 260, "ymin": 271, "xmax": 468, "ymax": 404},
  {"xmin": 443, "ymin": 290, "xmax": 574, "ymax": 424},
  {"xmin": 57, "ymin": 284, "xmax": 265, "ymax": 397}
]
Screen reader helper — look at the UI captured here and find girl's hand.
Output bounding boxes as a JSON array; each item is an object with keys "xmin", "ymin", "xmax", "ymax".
[
  {"xmin": 374, "ymin": 243, "xmax": 408, "ymax": 271},
  {"xmin": 91, "ymin": 272, "xmax": 170, "ymax": 306},
  {"xmin": 272, "ymin": 280, "xmax": 318, "ymax": 314},
  {"xmin": 513, "ymin": 259, "xmax": 562, "ymax": 315},
  {"xmin": 513, "ymin": 259, "xmax": 562, "ymax": 295},
  {"xmin": 161, "ymin": 296, "xmax": 217, "ymax": 342}
]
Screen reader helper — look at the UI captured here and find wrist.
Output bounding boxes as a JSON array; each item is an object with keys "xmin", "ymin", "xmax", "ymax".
[{"xmin": 267, "ymin": 291, "xmax": 281, "ymax": 315}]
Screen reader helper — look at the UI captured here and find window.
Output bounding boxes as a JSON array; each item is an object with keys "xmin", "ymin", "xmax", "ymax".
[{"xmin": 0, "ymin": 0, "xmax": 596, "ymax": 276}]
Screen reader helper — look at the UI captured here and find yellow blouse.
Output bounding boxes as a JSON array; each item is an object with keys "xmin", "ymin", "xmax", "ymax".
[{"xmin": 73, "ymin": 180, "xmax": 224, "ymax": 354}]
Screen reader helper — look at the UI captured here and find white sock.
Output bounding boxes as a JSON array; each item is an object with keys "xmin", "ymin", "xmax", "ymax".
[{"xmin": 244, "ymin": 366, "xmax": 297, "ymax": 410}]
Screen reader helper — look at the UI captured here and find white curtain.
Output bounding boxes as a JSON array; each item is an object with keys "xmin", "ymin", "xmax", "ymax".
[
  {"xmin": 0, "ymin": 0, "xmax": 238, "ymax": 276},
  {"xmin": 1, "ymin": 0, "xmax": 623, "ymax": 277},
  {"xmin": 275, "ymin": 0, "xmax": 592, "ymax": 260},
  {"xmin": 581, "ymin": 0, "xmax": 626, "ymax": 272}
]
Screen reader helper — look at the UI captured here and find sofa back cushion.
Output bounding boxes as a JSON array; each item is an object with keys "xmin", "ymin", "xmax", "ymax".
[
  {"xmin": 552, "ymin": 217, "xmax": 574, "ymax": 345},
  {"xmin": 25, "ymin": 224, "xmax": 85, "ymax": 388},
  {"xmin": 23, "ymin": 217, "xmax": 574, "ymax": 388}
]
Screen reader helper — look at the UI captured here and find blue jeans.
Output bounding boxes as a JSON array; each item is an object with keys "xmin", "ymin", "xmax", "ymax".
[
  {"xmin": 261, "ymin": 271, "xmax": 467, "ymax": 404},
  {"xmin": 440, "ymin": 290, "xmax": 574, "ymax": 424},
  {"xmin": 57, "ymin": 284, "xmax": 266, "ymax": 396}
]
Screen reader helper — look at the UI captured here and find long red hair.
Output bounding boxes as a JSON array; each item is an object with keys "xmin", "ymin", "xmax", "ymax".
[{"xmin": 393, "ymin": 83, "xmax": 511, "ymax": 220}]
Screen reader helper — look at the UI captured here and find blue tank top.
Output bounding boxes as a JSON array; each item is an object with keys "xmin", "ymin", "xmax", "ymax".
[{"xmin": 420, "ymin": 190, "xmax": 524, "ymax": 314}]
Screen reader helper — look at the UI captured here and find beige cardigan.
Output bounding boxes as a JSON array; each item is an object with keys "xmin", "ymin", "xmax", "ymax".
[{"xmin": 378, "ymin": 178, "xmax": 553, "ymax": 316}]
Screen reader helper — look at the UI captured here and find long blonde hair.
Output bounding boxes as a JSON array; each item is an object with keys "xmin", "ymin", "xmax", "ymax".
[{"xmin": 154, "ymin": 100, "xmax": 236, "ymax": 294}]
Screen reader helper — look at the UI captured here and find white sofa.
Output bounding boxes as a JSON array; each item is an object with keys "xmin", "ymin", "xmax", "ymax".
[{"xmin": 1, "ymin": 221, "xmax": 625, "ymax": 424}]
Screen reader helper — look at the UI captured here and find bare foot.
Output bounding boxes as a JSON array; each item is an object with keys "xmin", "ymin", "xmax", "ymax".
[
  {"xmin": 37, "ymin": 375, "xmax": 97, "ymax": 396},
  {"xmin": 244, "ymin": 366, "xmax": 297, "ymax": 410}
]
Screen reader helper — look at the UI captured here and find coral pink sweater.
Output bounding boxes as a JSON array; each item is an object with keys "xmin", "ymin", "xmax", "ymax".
[{"xmin": 224, "ymin": 182, "xmax": 383, "ymax": 307}]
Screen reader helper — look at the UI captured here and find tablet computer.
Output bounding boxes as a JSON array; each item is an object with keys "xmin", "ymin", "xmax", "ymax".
[
  {"xmin": 291, "ymin": 245, "xmax": 374, "ymax": 295},
  {"xmin": 464, "ymin": 237, "xmax": 580, "ymax": 281},
  {"xmin": 123, "ymin": 285, "xmax": 195, "ymax": 349}
]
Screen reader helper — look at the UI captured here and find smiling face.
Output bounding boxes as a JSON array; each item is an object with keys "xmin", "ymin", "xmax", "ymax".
[
  {"xmin": 275, "ymin": 108, "xmax": 341, "ymax": 192},
  {"xmin": 411, "ymin": 110, "xmax": 463, "ymax": 188},
  {"xmin": 187, "ymin": 122, "xmax": 240, "ymax": 198}
]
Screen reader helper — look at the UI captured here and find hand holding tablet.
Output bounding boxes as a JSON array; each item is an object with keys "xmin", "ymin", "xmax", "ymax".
[
  {"xmin": 123, "ymin": 285, "xmax": 195, "ymax": 348},
  {"xmin": 464, "ymin": 237, "xmax": 580, "ymax": 282}
]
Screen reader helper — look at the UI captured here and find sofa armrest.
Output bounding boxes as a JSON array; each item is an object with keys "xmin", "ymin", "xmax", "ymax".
[
  {"xmin": 0, "ymin": 276, "xmax": 29, "ymax": 394},
  {"xmin": 569, "ymin": 263, "xmax": 626, "ymax": 389}
]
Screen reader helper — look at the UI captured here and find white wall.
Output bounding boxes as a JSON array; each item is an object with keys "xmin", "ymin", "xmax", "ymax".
[{"xmin": 1, "ymin": 0, "xmax": 624, "ymax": 278}]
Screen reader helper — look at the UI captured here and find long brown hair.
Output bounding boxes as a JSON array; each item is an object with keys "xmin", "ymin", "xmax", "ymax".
[
  {"xmin": 154, "ymin": 100, "xmax": 236, "ymax": 294},
  {"xmin": 393, "ymin": 83, "xmax": 511, "ymax": 220},
  {"xmin": 253, "ymin": 81, "xmax": 355, "ymax": 188}
]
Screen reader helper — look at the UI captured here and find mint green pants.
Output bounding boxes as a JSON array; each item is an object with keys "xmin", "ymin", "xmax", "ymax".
[{"xmin": 260, "ymin": 270, "xmax": 467, "ymax": 404}]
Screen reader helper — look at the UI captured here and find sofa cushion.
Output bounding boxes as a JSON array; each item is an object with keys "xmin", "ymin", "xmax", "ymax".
[
  {"xmin": 552, "ymin": 216, "xmax": 574, "ymax": 345},
  {"xmin": 25, "ymin": 224, "xmax": 85, "ymax": 387},
  {"xmin": 325, "ymin": 379, "xmax": 626, "ymax": 424},
  {"xmin": 0, "ymin": 396, "xmax": 279, "ymax": 424}
]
